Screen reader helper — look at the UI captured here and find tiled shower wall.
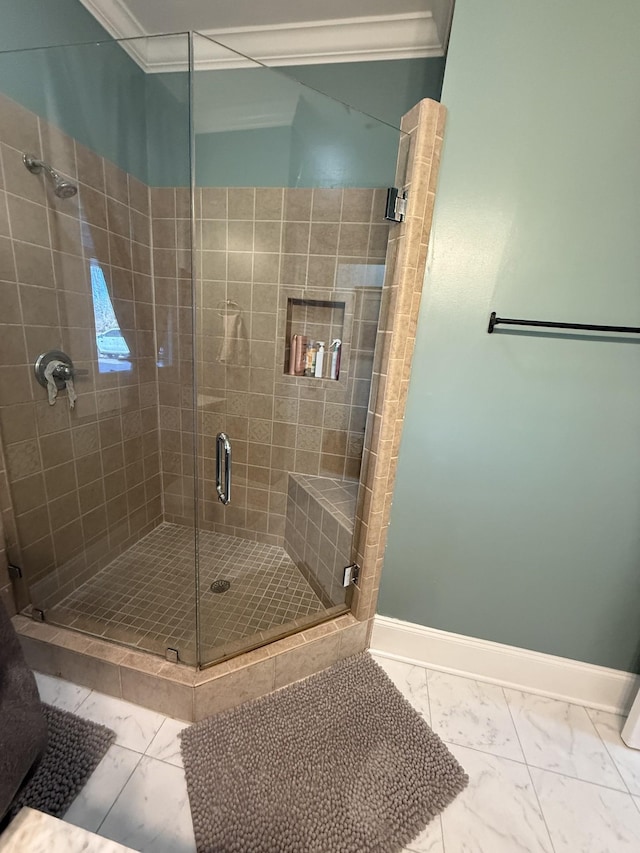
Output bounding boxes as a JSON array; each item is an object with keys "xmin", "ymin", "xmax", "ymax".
[
  {"xmin": 0, "ymin": 86, "xmax": 398, "ymax": 614},
  {"xmin": 0, "ymin": 92, "xmax": 162, "ymax": 610},
  {"xmin": 148, "ymin": 188, "xmax": 193, "ymax": 533},
  {"xmin": 155, "ymin": 187, "xmax": 390, "ymax": 545}
]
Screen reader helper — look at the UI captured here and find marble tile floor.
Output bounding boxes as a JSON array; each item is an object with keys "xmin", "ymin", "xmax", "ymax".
[{"xmin": 30, "ymin": 655, "xmax": 640, "ymax": 853}]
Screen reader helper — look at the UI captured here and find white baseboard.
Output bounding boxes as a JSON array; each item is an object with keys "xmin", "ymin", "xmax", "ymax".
[{"xmin": 371, "ymin": 615, "xmax": 640, "ymax": 715}]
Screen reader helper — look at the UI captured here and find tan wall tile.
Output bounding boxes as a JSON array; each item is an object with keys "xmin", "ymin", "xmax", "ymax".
[{"xmin": 0, "ymin": 101, "xmax": 160, "ymax": 614}]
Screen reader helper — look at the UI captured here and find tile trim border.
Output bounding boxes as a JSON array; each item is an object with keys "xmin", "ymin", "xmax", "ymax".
[{"xmin": 371, "ymin": 615, "xmax": 640, "ymax": 715}]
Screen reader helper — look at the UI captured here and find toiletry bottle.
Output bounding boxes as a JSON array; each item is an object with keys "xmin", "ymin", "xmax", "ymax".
[
  {"xmin": 305, "ymin": 340, "xmax": 317, "ymax": 377},
  {"xmin": 329, "ymin": 339, "xmax": 341, "ymax": 380},
  {"xmin": 288, "ymin": 334, "xmax": 297, "ymax": 375},
  {"xmin": 295, "ymin": 335, "xmax": 307, "ymax": 375},
  {"xmin": 314, "ymin": 341, "xmax": 325, "ymax": 378}
]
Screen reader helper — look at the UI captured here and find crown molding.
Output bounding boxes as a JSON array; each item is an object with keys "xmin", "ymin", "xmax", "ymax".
[
  {"xmin": 78, "ymin": 2, "xmax": 446, "ymax": 73},
  {"xmin": 80, "ymin": 0, "xmax": 146, "ymax": 38},
  {"xmin": 191, "ymin": 14, "xmax": 443, "ymax": 72},
  {"xmin": 78, "ymin": 0, "xmax": 150, "ymax": 67}
]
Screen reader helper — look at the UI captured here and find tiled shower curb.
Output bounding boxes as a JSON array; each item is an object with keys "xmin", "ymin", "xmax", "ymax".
[{"xmin": 14, "ymin": 612, "xmax": 369, "ymax": 721}]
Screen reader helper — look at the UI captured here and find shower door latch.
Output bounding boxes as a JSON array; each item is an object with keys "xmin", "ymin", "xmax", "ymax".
[
  {"xmin": 342, "ymin": 563, "xmax": 360, "ymax": 587},
  {"xmin": 385, "ymin": 187, "xmax": 408, "ymax": 222}
]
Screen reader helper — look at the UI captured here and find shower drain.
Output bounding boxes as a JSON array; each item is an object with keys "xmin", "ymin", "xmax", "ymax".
[{"xmin": 210, "ymin": 579, "xmax": 231, "ymax": 593}]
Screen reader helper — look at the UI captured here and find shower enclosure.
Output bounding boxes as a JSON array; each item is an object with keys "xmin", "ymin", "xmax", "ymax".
[{"xmin": 0, "ymin": 32, "xmax": 406, "ymax": 668}]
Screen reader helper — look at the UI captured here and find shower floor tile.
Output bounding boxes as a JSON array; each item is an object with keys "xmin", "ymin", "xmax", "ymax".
[{"xmin": 50, "ymin": 523, "xmax": 326, "ymax": 663}]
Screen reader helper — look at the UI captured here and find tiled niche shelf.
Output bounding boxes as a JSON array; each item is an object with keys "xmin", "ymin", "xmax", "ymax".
[
  {"xmin": 276, "ymin": 287, "xmax": 355, "ymax": 391},
  {"xmin": 283, "ymin": 297, "xmax": 345, "ymax": 381}
]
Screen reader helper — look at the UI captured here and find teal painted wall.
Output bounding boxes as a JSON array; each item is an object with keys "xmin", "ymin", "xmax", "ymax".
[
  {"xmin": 283, "ymin": 58, "xmax": 444, "ymax": 128},
  {"xmin": 0, "ymin": 39, "xmax": 149, "ymax": 181},
  {"xmin": 145, "ymin": 71, "xmax": 191, "ymax": 187},
  {"xmin": 0, "ymin": 0, "xmax": 151, "ymax": 182},
  {"xmin": 192, "ymin": 59, "xmax": 442, "ymax": 188},
  {"xmin": 0, "ymin": 0, "xmax": 106, "ymax": 49},
  {"xmin": 0, "ymin": 7, "xmax": 441, "ymax": 188},
  {"xmin": 196, "ymin": 126, "xmax": 292, "ymax": 188},
  {"xmin": 286, "ymin": 86, "xmax": 400, "ymax": 189},
  {"xmin": 379, "ymin": 0, "xmax": 640, "ymax": 673}
]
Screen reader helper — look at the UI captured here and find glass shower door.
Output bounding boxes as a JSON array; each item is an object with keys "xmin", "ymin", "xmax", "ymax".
[
  {"xmin": 0, "ymin": 34, "xmax": 198, "ymax": 663},
  {"xmin": 192, "ymin": 34, "xmax": 407, "ymax": 666}
]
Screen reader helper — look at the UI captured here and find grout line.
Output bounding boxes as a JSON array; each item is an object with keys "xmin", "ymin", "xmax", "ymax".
[
  {"xmin": 502, "ymin": 685, "xmax": 558, "ymax": 852},
  {"xmin": 423, "ymin": 663, "xmax": 434, "ymax": 728},
  {"xmin": 379, "ymin": 658, "xmax": 637, "ymax": 800},
  {"xmin": 499, "ymin": 685, "xmax": 527, "ymax": 764},
  {"xmin": 442, "ymin": 736, "xmax": 633, "ymax": 798},
  {"xmin": 94, "ymin": 750, "xmax": 144, "ymax": 834},
  {"xmin": 73, "ymin": 687, "xmax": 95, "ymax": 715},
  {"xmin": 584, "ymin": 706, "xmax": 634, "ymax": 797}
]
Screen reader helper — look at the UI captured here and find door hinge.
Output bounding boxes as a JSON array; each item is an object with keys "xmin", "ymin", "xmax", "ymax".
[
  {"xmin": 7, "ymin": 562, "xmax": 22, "ymax": 580},
  {"xmin": 385, "ymin": 187, "xmax": 408, "ymax": 222},
  {"xmin": 342, "ymin": 563, "xmax": 360, "ymax": 587}
]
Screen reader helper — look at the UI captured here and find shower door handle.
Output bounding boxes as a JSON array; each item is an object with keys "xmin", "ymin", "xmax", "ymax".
[{"xmin": 216, "ymin": 432, "xmax": 231, "ymax": 505}]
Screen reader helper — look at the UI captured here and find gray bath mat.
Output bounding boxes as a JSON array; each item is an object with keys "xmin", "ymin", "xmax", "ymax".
[
  {"xmin": 180, "ymin": 652, "xmax": 468, "ymax": 853},
  {"xmin": 9, "ymin": 703, "xmax": 115, "ymax": 820}
]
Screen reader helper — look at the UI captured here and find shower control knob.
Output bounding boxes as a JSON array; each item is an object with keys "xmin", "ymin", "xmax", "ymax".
[
  {"xmin": 52, "ymin": 363, "xmax": 88, "ymax": 381},
  {"xmin": 34, "ymin": 350, "xmax": 87, "ymax": 390}
]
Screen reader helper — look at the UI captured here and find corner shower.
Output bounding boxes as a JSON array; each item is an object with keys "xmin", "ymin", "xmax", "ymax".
[{"xmin": 0, "ymin": 31, "xmax": 409, "ymax": 670}]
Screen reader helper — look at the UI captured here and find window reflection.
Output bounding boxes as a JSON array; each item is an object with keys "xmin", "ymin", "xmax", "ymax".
[{"xmin": 90, "ymin": 259, "xmax": 132, "ymax": 373}]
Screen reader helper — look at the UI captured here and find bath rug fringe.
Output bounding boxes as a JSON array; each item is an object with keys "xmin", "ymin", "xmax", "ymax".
[{"xmin": 181, "ymin": 651, "xmax": 468, "ymax": 853}]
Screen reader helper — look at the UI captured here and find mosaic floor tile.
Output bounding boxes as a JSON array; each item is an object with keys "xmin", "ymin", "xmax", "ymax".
[{"xmin": 52, "ymin": 523, "xmax": 325, "ymax": 663}]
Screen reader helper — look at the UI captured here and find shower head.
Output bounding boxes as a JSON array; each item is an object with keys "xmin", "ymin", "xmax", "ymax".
[
  {"xmin": 55, "ymin": 180, "xmax": 78, "ymax": 199},
  {"xmin": 23, "ymin": 153, "xmax": 78, "ymax": 199}
]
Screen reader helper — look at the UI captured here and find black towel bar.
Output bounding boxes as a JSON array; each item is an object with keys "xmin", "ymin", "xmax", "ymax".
[{"xmin": 488, "ymin": 312, "xmax": 640, "ymax": 335}]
